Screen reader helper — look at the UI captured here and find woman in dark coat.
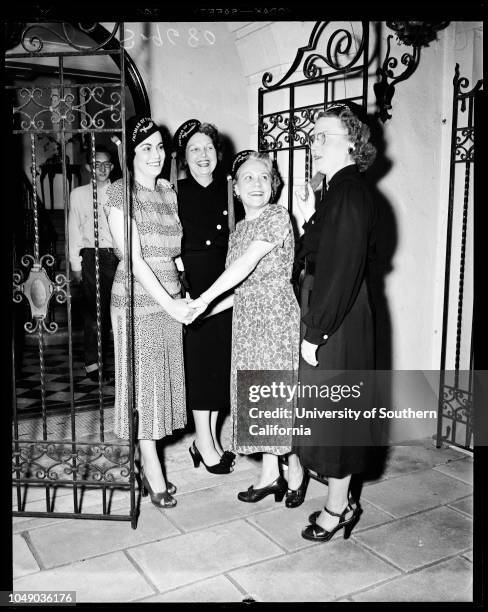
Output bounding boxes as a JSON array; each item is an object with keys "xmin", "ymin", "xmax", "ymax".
[
  {"xmin": 172, "ymin": 120, "xmax": 238, "ymax": 474},
  {"xmin": 294, "ymin": 103, "xmax": 377, "ymax": 541}
]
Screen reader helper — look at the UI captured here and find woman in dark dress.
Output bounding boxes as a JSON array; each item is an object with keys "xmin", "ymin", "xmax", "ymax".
[
  {"xmin": 294, "ymin": 103, "xmax": 377, "ymax": 541},
  {"xmin": 172, "ymin": 120, "xmax": 237, "ymax": 474}
]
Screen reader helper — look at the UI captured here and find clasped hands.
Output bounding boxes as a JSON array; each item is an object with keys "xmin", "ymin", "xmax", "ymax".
[{"xmin": 171, "ymin": 296, "xmax": 208, "ymax": 325}]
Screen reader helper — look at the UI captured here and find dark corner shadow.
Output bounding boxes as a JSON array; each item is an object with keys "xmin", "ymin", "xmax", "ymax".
[{"xmin": 365, "ymin": 112, "xmax": 397, "ymax": 372}]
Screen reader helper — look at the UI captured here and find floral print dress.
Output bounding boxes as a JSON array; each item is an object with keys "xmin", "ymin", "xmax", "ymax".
[
  {"xmin": 104, "ymin": 178, "xmax": 186, "ymax": 440},
  {"xmin": 226, "ymin": 204, "xmax": 300, "ymax": 454}
]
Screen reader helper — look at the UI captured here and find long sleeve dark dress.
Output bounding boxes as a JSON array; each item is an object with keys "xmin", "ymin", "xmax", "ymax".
[
  {"xmin": 178, "ymin": 174, "xmax": 233, "ymax": 412},
  {"xmin": 294, "ymin": 164, "xmax": 377, "ymax": 477}
]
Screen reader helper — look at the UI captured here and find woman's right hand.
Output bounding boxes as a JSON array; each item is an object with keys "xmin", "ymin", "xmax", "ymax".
[
  {"xmin": 165, "ymin": 297, "xmax": 194, "ymax": 324},
  {"xmin": 294, "ymin": 181, "xmax": 316, "ymax": 223}
]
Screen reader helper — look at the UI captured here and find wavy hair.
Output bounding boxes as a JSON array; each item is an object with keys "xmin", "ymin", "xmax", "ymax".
[
  {"xmin": 317, "ymin": 105, "xmax": 376, "ymax": 171},
  {"xmin": 180, "ymin": 122, "xmax": 222, "ymax": 165},
  {"xmin": 234, "ymin": 152, "xmax": 282, "ymax": 203}
]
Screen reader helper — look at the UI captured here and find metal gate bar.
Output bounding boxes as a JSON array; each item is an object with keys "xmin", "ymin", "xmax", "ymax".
[{"xmin": 436, "ymin": 63, "xmax": 482, "ymax": 451}]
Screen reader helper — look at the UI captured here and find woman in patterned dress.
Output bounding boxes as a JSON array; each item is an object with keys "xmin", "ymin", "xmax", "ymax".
[
  {"xmin": 104, "ymin": 116, "xmax": 194, "ymax": 508},
  {"xmin": 190, "ymin": 151, "xmax": 308, "ymax": 506}
]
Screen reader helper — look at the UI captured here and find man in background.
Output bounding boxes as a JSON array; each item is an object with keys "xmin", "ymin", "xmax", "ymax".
[{"xmin": 68, "ymin": 146, "xmax": 118, "ymax": 383}]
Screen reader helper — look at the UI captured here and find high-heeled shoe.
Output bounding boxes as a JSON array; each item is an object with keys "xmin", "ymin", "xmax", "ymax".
[
  {"xmin": 302, "ymin": 501, "xmax": 361, "ymax": 542},
  {"xmin": 189, "ymin": 441, "xmax": 232, "ymax": 474},
  {"xmin": 285, "ymin": 469, "xmax": 309, "ymax": 508},
  {"xmin": 237, "ymin": 475, "xmax": 287, "ymax": 503},
  {"xmin": 221, "ymin": 450, "xmax": 236, "ymax": 466},
  {"xmin": 136, "ymin": 467, "xmax": 176, "ymax": 495},
  {"xmin": 308, "ymin": 496, "xmax": 359, "ymax": 524},
  {"xmin": 140, "ymin": 467, "xmax": 177, "ymax": 508}
]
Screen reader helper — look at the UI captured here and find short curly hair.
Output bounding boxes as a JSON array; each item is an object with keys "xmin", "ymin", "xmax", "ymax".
[
  {"xmin": 317, "ymin": 105, "xmax": 376, "ymax": 172},
  {"xmin": 180, "ymin": 122, "xmax": 222, "ymax": 165},
  {"xmin": 234, "ymin": 152, "xmax": 282, "ymax": 203}
]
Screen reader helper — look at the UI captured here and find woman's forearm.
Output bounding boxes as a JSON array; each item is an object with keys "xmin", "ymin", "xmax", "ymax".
[
  {"xmin": 201, "ymin": 255, "xmax": 255, "ymax": 304},
  {"xmin": 204, "ymin": 293, "xmax": 234, "ymax": 317}
]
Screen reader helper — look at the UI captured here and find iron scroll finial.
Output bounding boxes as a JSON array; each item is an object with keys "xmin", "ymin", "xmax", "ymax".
[
  {"xmin": 374, "ymin": 21, "xmax": 449, "ymax": 122},
  {"xmin": 19, "ymin": 22, "xmax": 120, "ymax": 53},
  {"xmin": 262, "ymin": 21, "xmax": 367, "ymax": 90}
]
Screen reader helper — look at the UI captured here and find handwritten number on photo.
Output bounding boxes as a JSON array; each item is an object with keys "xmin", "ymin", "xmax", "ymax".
[{"xmin": 122, "ymin": 28, "xmax": 216, "ymax": 50}]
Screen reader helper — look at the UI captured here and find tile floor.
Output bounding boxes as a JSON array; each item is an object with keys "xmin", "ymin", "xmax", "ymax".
[{"xmin": 12, "ymin": 426, "xmax": 473, "ymax": 603}]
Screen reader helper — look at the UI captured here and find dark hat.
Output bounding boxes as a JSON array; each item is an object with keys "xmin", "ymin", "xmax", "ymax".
[
  {"xmin": 230, "ymin": 149, "xmax": 257, "ymax": 178},
  {"xmin": 173, "ymin": 119, "xmax": 202, "ymax": 153},
  {"xmin": 126, "ymin": 115, "xmax": 161, "ymax": 154}
]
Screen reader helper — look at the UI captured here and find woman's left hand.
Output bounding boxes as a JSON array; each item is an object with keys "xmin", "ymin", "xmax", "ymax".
[
  {"xmin": 301, "ymin": 339, "xmax": 318, "ymax": 366},
  {"xmin": 188, "ymin": 297, "xmax": 208, "ymax": 322}
]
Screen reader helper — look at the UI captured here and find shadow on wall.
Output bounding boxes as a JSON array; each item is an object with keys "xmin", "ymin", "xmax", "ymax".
[
  {"xmin": 365, "ymin": 114, "xmax": 397, "ymax": 372},
  {"xmin": 357, "ymin": 112, "xmax": 397, "ymax": 489}
]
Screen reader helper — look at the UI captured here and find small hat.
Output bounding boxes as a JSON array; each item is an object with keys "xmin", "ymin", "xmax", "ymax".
[
  {"xmin": 230, "ymin": 149, "xmax": 257, "ymax": 178},
  {"xmin": 226, "ymin": 149, "xmax": 259, "ymax": 233},
  {"xmin": 173, "ymin": 119, "xmax": 202, "ymax": 154},
  {"xmin": 170, "ymin": 119, "xmax": 202, "ymax": 191},
  {"xmin": 126, "ymin": 115, "xmax": 161, "ymax": 154}
]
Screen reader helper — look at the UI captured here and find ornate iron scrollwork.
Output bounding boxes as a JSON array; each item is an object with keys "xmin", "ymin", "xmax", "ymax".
[
  {"xmin": 262, "ymin": 21, "xmax": 367, "ymax": 89},
  {"xmin": 12, "ymin": 442, "xmax": 131, "ymax": 484},
  {"xmin": 20, "ymin": 22, "xmax": 119, "ymax": 53},
  {"xmin": 374, "ymin": 21, "xmax": 449, "ymax": 122},
  {"xmin": 13, "ymin": 85, "xmax": 122, "ymax": 134},
  {"xmin": 13, "ymin": 254, "xmax": 67, "ymax": 334}
]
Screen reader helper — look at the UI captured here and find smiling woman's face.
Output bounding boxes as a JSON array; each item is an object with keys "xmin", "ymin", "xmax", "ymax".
[
  {"xmin": 133, "ymin": 131, "xmax": 164, "ymax": 181},
  {"xmin": 234, "ymin": 158, "xmax": 272, "ymax": 212},
  {"xmin": 185, "ymin": 132, "xmax": 217, "ymax": 181}
]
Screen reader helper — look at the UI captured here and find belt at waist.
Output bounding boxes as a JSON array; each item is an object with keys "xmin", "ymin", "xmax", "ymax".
[{"xmin": 81, "ymin": 247, "xmax": 114, "ymax": 251}]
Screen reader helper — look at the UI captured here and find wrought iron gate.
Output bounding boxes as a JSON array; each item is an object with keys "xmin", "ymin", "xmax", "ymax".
[
  {"xmin": 436, "ymin": 64, "xmax": 482, "ymax": 451},
  {"xmin": 9, "ymin": 23, "xmax": 140, "ymax": 526},
  {"xmin": 257, "ymin": 21, "xmax": 370, "ymax": 212}
]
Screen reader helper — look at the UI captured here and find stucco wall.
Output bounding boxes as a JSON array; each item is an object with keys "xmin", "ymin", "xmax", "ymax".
[{"xmin": 114, "ymin": 22, "xmax": 250, "ymax": 174}]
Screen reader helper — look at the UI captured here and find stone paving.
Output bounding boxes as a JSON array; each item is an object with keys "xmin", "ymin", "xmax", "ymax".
[{"xmin": 12, "ymin": 429, "xmax": 473, "ymax": 603}]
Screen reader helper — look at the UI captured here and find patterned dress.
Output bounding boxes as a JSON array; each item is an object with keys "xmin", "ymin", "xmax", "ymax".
[
  {"xmin": 104, "ymin": 178, "xmax": 186, "ymax": 440},
  {"xmin": 226, "ymin": 204, "xmax": 300, "ymax": 455}
]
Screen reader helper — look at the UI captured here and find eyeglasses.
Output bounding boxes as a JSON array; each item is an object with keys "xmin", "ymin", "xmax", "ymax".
[
  {"xmin": 308, "ymin": 131, "xmax": 348, "ymax": 146},
  {"xmin": 93, "ymin": 162, "xmax": 112, "ymax": 170}
]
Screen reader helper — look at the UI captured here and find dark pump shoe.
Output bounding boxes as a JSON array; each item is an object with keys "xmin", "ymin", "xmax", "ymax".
[
  {"xmin": 237, "ymin": 475, "xmax": 287, "ymax": 503},
  {"xmin": 189, "ymin": 441, "xmax": 233, "ymax": 474},
  {"xmin": 302, "ymin": 501, "xmax": 361, "ymax": 542},
  {"xmin": 285, "ymin": 470, "xmax": 309, "ymax": 508},
  {"xmin": 139, "ymin": 467, "xmax": 177, "ymax": 508},
  {"xmin": 221, "ymin": 450, "xmax": 236, "ymax": 466}
]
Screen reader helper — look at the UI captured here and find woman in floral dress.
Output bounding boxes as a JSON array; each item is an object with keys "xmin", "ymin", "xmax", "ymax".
[
  {"xmin": 104, "ymin": 116, "xmax": 193, "ymax": 508},
  {"xmin": 190, "ymin": 151, "xmax": 308, "ymax": 507}
]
